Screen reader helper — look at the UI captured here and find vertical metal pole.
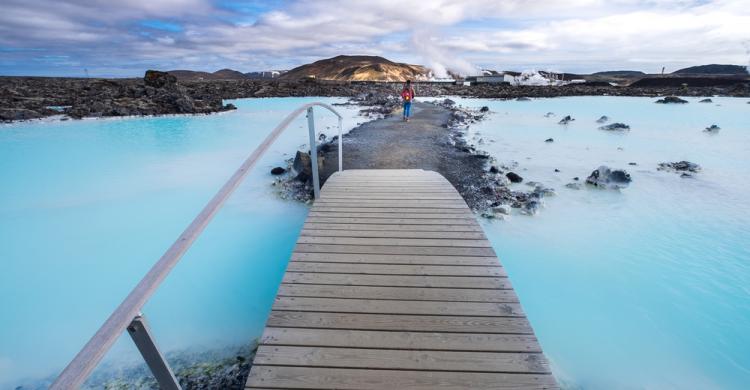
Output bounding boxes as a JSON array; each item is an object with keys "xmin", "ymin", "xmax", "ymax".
[
  {"xmin": 306, "ymin": 107, "xmax": 321, "ymax": 199},
  {"xmin": 337, "ymin": 117, "xmax": 343, "ymax": 172},
  {"xmin": 127, "ymin": 315, "xmax": 181, "ymax": 390}
]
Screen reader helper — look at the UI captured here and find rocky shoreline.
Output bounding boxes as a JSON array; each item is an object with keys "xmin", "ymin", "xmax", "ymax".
[
  {"xmin": 2, "ymin": 74, "xmax": 748, "ymax": 122},
  {"xmin": 271, "ymin": 95, "xmax": 569, "ymax": 218},
  {"xmin": 14, "ymin": 343, "xmax": 256, "ymax": 390}
]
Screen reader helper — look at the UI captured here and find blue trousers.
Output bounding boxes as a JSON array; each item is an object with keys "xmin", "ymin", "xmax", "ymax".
[{"xmin": 403, "ymin": 101, "xmax": 412, "ymax": 117}]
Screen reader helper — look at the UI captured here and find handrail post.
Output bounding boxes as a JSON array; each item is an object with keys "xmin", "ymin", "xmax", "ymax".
[
  {"xmin": 337, "ymin": 117, "xmax": 343, "ymax": 172},
  {"xmin": 127, "ymin": 314, "xmax": 181, "ymax": 390},
  {"xmin": 306, "ymin": 107, "xmax": 321, "ymax": 199}
]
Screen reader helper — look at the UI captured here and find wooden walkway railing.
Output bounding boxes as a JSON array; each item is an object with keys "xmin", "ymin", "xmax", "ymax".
[
  {"xmin": 51, "ymin": 103, "xmax": 343, "ymax": 390},
  {"xmin": 246, "ymin": 169, "xmax": 558, "ymax": 389}
]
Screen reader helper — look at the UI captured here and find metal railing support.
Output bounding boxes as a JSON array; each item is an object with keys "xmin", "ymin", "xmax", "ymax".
[
  {"xmin": 127, "ymin": 315, "xmax": 181, "ymax": 390},
  {"xmin": 306, "ymin": 107, "xmax": 321, "ymax": 199},
  {"xmin": 337, "ymin": 117, "xmax": 343, "ymax": 173}
]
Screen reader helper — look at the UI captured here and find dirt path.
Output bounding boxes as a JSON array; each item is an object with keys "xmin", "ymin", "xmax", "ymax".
[{"xmin": 318, "ymin": 102, "xmax": 492, "ymax": 209}]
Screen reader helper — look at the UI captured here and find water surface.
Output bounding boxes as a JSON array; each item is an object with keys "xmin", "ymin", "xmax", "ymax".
[
  {"xmin": 451, "ymin": 96, "xmax": 750, "ymax": 389},
  {"xmin": 0, "ymin": 97, "xmax": 364, "ymax": 387}
]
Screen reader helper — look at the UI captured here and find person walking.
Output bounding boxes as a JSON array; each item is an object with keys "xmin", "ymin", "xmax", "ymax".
[{"xmin": 401, "ymin": 80, "xmax": 415, "ymax": 122}]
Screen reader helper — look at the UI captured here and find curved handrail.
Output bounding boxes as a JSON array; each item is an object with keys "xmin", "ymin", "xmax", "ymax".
[{"xmin": 51, "ymin": 102, "xmax": 343, "ymax": 389}]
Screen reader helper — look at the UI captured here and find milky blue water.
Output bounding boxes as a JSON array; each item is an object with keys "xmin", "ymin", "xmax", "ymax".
[
  {"xmin": 450, "ymin": 96, "xmax": 750, "ymax": 389},
  {"xmin": 1, "ymin": 96, "xmax": 749, "ymax": 389},
  {"xmin": 0, "ymin": 98, "xmax": 365, "ymax": 388}
]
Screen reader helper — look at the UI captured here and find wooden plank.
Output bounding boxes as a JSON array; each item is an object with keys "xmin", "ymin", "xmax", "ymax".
[
  {"xmin": 276, "ymin": 284, "xmax": 518, "ymax": 302},
  {"xmin": 272, "ymin": 297, "xmax": 525, "ymax": 317},
  {"xmin": 260, "ymin": 328, "xmax": 538, "ymax": 351},
  {"xmin": 297, "ymin": 236, "xmax": 491, "ymax": 248},
  {"xmin": 305, "ymin": 217, "xmax": 477, "ymax": 225},
  {"xmin": 300, "ymin": 229, "xmax": 486, "ymax": 240},
  {"xmin": 283, "ymin": 273, "xmax": 511, "ymax": 288},
  {"xmin": 308, "ymin": 212, "xmax": 473, "ymax": 219},
  {"xmin": 312, "ymin": 201, "xmax": 469, "ymax": 209},
  {"xmin": 265, "ymin": 312, "xmax": 534, "ymax": 333},
  {"xmin": 253, "ymin": 346, "xmax": 549, "ymax": 373},
  {"xmin": 311, "ymin": 207, "xmax": 470, "ymax": 214},
  {"xmin": 313, "ymin": 200, "xmax": 468, "ymax": 208},
  {"xmin": 320, "ymin": 194, "xmax": 464, "ymax": 200},
  {"xmin": 246, "ymin": 366, "xmax": 558, "ymax": 389},
  {"xmin": 321, "ymin": 188, "xmax": 459, "ymax": 194},
  {"xmin": 303, "ymin": 222, "xmax": 483, "ymax": 232},
  {"xmin": 290, "ymin": 252, "xmax": 499, "ymax": 265},
  {"xmin": 285, "ymin": 262, "xmax": 505, "ymax": 277},
  {"xmin": 294, "ymin": 244, "xmax": 496, "ymax": 257}
]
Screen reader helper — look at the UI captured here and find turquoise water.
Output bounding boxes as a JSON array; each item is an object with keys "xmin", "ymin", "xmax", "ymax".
[
  {"xmin": 451, "ymin": 96, "xmax": 750, "ymax": 389},
  {"xmin": 0, "ymin": 98, "xmax": 364, "ymax": 387},
  {"xmin": 1, "ymin": 96, "xmax": 749, "ymax": 389}
]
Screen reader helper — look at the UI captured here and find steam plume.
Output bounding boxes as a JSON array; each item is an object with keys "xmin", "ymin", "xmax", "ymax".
[{"xmin": 410, "ymin": 29, "xmax": 478, "ymax": 78}]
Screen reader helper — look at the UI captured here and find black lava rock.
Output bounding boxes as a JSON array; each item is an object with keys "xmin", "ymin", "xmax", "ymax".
[{"xmin": 506, "ymin": 172, "xmax": 523, "ymax": 183}]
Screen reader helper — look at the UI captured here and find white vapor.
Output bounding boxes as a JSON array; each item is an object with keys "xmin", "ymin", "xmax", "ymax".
[{"xmin": 410, "ymin": 29, "xmax": 478, "ymax": 78}]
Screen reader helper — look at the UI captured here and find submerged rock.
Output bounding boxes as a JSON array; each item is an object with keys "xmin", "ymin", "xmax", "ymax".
[
  {"xmin": 599, "ymin": 122, "xmax": 630, "ymax": 131},
  {"xmin": 516, "ymin": 97, "xmax": 531, "ymax": 101},
  {"xmin": 596, "ymin": 115, "xmax": 609, "ymax": 123},
  {"xmin": 544, "ymin": 112, "xmax": 555, "ymax": 117},
  {"xmin": 506, "ymin": 172, "xmax": 523, "ymax": 183},
  {"xmin": 565, "ymin": 182, "xmax": 582, "ymax": 190},
  {"xmin": 699, "ymin": 98, "xmax": 713, "ymax": 103},
  {"xmin": 585, "ymin": 166, "xmax": 632, "ymax": 189},
  {"xmin": 558, "ymin": 115, "xmax": 574, "ymax": 125},
  {"xmin": 658, "ymin": 161, "xmax": 701, "ymax": 173},
  {"xmin": 520, "ymin": 200, "xmax": 541, "ymax": 215},
  {"xmin": 655, "ymin": 96, "xmax": 688, "ymax": 104},
  {"xmin": 704, "ymin": 124, "xmax": 720, "ymax": 132},
  {"xmin": 544, "ymin": 138, "xmax": 554, "ymax": 143}
]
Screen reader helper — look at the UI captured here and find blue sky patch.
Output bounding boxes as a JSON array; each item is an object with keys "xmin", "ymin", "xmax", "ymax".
[{"xmin": 139, "ymin": 20, "xmax": 183, "ymax": 33}]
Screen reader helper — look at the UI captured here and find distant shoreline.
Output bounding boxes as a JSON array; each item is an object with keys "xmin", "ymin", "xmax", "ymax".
[{"xmin": 2, "ymin": 74, "xmax": 749, "ymax": 122}]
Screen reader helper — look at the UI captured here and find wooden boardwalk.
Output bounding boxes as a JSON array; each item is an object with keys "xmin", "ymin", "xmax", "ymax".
[{"xmin": 246, "ymin": 169, "xmax": 557, "ymax": 389}]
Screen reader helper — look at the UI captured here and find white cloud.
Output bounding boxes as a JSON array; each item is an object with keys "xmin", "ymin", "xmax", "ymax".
[{"xmin": 0, "ymin": 0, "xmax": 748, "ymax": 76}]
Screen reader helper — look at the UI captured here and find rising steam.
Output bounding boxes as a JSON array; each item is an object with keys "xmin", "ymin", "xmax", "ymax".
[{"xmin": 410, "ymin": 29, "xmax": 478, "ymax": 78}]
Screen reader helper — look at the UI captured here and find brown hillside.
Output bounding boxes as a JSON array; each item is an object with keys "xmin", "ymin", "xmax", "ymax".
[{"xmin": 280, "ymin": 55, "xmax": 429, "ymax": 82}]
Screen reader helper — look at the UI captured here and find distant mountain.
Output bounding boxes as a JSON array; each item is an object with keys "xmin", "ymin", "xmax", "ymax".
[
  {"xmin": 592, "ymin": 70, "xmax": 645, "ymax": 76},
  {"xmin": 673, "ymin": 64, "xmax": 748, "ymax": 75},
  {"xmin": 212, "ymin": 68, "xmax": 248, "ymax": 79},
  {"xmin": 167, "ymin": 69, "xmax": 249, "ymax": 80},
  {"xmin": 279, "ymin": 55, "xmax": 430, "ymax": 82}
]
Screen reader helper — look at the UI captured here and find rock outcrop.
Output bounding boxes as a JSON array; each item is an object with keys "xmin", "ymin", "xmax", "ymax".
[
  {"xmin": 586, "ymin": 166, "xmax": 632, "ymax": 189},
  {"xmin": 599, "ymin": 122, "xmax": 630, "ymax": 131},
  {"xmin": 655, "ymin": 96, "xmax": 688, "ymax": 104},
  {"xmin": 65, "ymin": 70, "xmax": 235, "ymax": 119},
  {"xmin": 658, "ymin": 161, "xmax": 701, "ymax": 177}
]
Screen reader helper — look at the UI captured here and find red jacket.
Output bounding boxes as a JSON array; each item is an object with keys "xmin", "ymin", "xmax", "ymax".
[{"xmin": 401, "ymin": 87, "xmax": 414, "ymax": 102}]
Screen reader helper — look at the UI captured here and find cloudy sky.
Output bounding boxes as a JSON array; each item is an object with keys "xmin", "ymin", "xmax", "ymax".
[{"xmin": 1, "ymin": 0, "xmax": 749, "ymax": 77}]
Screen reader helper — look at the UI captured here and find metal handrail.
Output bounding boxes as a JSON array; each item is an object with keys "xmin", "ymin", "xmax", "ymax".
[{"xmin": 50, "ymin": 102, "xmax": 344, "ymax": 389}]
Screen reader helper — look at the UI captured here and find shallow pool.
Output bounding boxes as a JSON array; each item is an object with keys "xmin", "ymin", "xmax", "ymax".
[
  {"xmin": 0, "ymin": 97, "xmax": 364, "ymax": 388},
  {"xmin": 451, "ymin": 96, "xmax": 750, "ymax": 389}
]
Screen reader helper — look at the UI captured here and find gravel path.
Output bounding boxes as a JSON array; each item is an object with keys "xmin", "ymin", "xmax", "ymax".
[{"xmin": 318, "ymin": 102, "xmax": 492, "ymax": 209}]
